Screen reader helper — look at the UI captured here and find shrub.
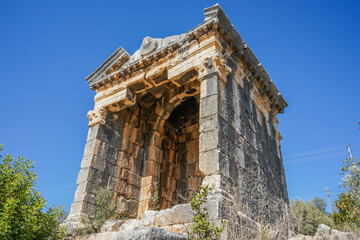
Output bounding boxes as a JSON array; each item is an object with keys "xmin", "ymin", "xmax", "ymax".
[
  {"xmin": 0, "ymin": 144, "xmax": 66, "ymax": 240},
  {"xmin": 333, "ymin": 193, "xmax": 360, "ymax": 229},
  {"xmin": 333, "ymin": 154, "xmax": 360, "ymax": 230},
  {"xmin": 151, "ymin": 181, "xmax": 160, "ymax": 210},
  {"xmin": 188, "ymin": 185, "xmax": 226, "ymax": 240},
  {"xmin": 81, "ymin": 185, "xmax": 117, "ymax": 234}
]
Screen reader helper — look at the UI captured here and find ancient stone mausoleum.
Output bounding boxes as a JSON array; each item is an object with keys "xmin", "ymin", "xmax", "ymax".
[{"xmin": 66, "ymin": 4, "xmax": 289, "ymax": 239}]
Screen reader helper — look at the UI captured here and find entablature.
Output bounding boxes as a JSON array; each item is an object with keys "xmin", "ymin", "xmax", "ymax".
[{"xmin": 85, "ymin": 4, "xmax": 288, "ymax": 127}]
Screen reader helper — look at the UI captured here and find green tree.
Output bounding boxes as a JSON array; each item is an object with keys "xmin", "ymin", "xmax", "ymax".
[
  {"xmin": 290, "ymin": 198, "xmax": 333, "ymax": 236},
  {"xmin": 312, "ymin": 197, "xmax": 327, "ymax": 212},
  {"xmin": 0, "ymin": 144, "xmax": 66, "ymax": 240},
  {"xmin": 188, "ymin": 185, "xmax": 226, "ymax": 240},
  {"xmin": 333, "ymin": 153, "xmax": 360, "ymax": 229}
]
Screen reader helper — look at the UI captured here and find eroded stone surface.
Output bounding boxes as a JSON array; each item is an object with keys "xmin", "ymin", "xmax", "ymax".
[
  {"xmin": 100, "ymin": 220, "xmax": 125, "ymax": 233},
  {"xmin": 289, "ymin": 224, "xmax": 358, "ymax": 240}
]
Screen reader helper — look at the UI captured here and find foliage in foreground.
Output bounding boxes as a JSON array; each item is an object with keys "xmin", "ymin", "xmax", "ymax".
[
  {"xmin": 0, "ymin": 144, "xmax": 66, "ymax": 240},
  {"xmin": 188, "ymin": 185, "xmax": 226, "ymax": 240},
  {"xmin": 81, "ymin": 185, "xmax": 118, "ymax": 235},
  {"xmin": 333, "ymin": 154, "xmax": 360, "ymax": 230},
  {"xmin": 290, "ymin": 197, "xmax": 333, "ymax": 236}
]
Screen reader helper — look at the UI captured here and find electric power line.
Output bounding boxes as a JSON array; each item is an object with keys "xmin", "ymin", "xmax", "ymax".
[
  {"xmin": 37, "ymin": 145, "xmax": 359, "ymax": 193},
  {"xmin": 284, "ymin": 144, "xmax": 348, "ymax": 159},
  {"xmin": 284, "ymin": 152, "xmax": 346, "ymax": 165},
  {"xmin": 289, "ymin": 189, "xmax": 342, "ymax": 197}
]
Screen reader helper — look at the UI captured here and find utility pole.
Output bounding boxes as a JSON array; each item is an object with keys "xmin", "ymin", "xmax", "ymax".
[
  {"xmin": 347, "ymin": 144, "xmax": 354, "ymax": 164},
  {"xmin": 326, "ymin": 187, "xmax": 334, "ymax": 214}
]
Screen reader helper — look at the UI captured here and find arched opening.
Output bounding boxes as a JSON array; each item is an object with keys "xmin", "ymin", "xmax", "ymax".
[{"xmin": 159, "ymin": 96, "xmax": 203, "ymax": 209}]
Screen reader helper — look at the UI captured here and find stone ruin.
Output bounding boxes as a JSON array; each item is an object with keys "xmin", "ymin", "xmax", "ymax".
[{"xmin": 65, "ymin": 4, "xmax": 289, "ymax": 239}]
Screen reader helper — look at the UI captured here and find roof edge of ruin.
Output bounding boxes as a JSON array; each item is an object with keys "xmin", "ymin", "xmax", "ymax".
[
  {"xmin": 202, "ymin": 4, "xmax": 288, "ymax": 111},
  {"xmin": 86, "ymin": 47, "xmax": 130, "ymax": 88},
  {"xmin": 85, "ymin": 4, "xmax": 288, "ymax": 112}
]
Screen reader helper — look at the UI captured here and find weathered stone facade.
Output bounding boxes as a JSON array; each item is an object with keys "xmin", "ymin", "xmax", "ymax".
[{"xmin": 66, "ymin": 4, "xmax": 289, "ymax": 239}]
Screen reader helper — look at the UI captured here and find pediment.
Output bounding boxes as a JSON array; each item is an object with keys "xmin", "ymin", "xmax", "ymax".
[{"xmin": 86, "ymin": 47, "xmax": 130, "ymax": 88}]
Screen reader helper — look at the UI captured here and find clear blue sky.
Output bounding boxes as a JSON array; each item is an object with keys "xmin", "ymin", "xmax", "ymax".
[{"xmin": 1, "ymin": 0, "xmax": 359, "ymax": 213}]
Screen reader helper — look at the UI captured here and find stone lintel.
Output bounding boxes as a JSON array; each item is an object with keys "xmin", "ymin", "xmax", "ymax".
[
  {"xmin": 87, "ymin": 87, "xmax": 136, "ymax": 127},
  {"xmin": 94, "ymin": 87, "xmax": 135, "ymax": 110}
]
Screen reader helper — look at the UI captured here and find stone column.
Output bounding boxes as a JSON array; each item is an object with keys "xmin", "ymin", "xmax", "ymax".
[{"xmin": 198, "ymin": 58, "xmax": 232, "ymax": 229}]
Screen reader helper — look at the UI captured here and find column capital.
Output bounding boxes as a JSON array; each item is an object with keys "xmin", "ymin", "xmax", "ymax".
[
  {"xmin": 87, "ymin": 107, "xmax": 107, "ymax": 127},
  {"xmin": 198, "ymin": 54, "xmax": 231, "ymax": 83}
]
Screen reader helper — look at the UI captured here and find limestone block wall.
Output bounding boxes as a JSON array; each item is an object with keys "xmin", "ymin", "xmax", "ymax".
[
  {"xmin": 69, "ymin": 123, "xmax": 121, "ymax": 220},
  {"xmin": 221, "ymin": 55, "xmax": 288, "ymax": 224},
  {"xmin": 113, "ymin": 107, "xmax": 144, "ymax": 218},
  {"xmin": 177, "ymin": 120, "xmax": 202, "ymax": 201},
  {"xmin": 68, "ymin": 107, "xmax": 145, "ymax": 219},
  {"xmin": 68, "ymin": 79, "xmax": 202, "ymax": 221},
  {"xmin": 159, "ymin": 98, "xmax": 202, "ymax": 209},
  {"xmin": 197, "ymin": 41, "xmax": 289, "ymax": 239},
  {"xmin": 198, "ymin": 56, "xmax": 288, "ymax": 238},
  {"xmin": 159, "ymin": 124, "xmax": 179, "ymax": 209}
]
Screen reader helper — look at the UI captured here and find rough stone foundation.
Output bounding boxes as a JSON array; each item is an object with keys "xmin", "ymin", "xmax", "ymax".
[{"xmin": 65, "ymin": 4, "xmax": 290, "ymax": 239}]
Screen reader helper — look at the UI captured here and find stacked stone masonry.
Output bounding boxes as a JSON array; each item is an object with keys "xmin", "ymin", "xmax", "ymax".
[{"xmin": 66, "ymin": 4, "xmax": 289, "ymax": 239}]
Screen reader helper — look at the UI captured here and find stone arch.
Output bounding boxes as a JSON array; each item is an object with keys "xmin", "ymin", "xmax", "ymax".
[
  {"xmin": 137, "ymin": 79, "xmax": 203, "ymax": 214},
  {"xmin": 159, "ymin": 96, "xmax": 202, "ymax": 209}
]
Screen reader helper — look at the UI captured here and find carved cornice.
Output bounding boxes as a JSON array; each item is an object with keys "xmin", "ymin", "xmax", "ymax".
[
  {"xmin": 87, "ymin": 20, "xmax": 217, "ymax": 90},
  {"xmin": 85, "ymin": 4, "xmax": 288, "ymax": 113},
  {"xmin": 86, "ymin": 47, "xmax": 130, "ymax": 89},
  {"xmin": 202, "ymin": 4, "xmax": 288, "ymax": 113}
]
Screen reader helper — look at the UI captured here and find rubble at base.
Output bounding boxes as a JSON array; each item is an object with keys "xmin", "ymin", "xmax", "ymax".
[
  {"xmin": 116, "ymin": 227, "xmax": 187, "ymax": 240},
  {"xmin": 289, "ymin": 224, "xmax": 358, "ymax": 240},
  {"xmin": 73, "ymin": 227, "xmax": 186, "ymax": 240}
]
